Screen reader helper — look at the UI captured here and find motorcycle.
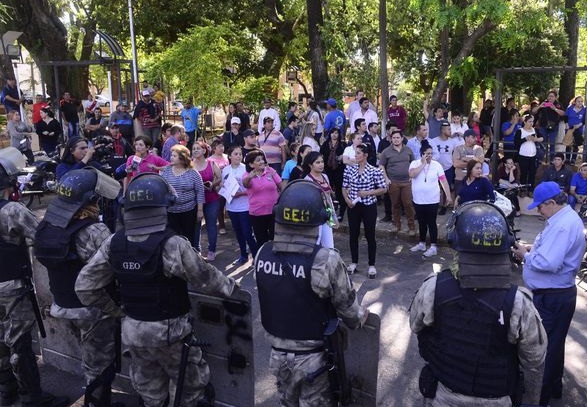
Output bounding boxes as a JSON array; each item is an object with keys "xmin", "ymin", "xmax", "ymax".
[
  {"xmin": 15, "ymin": 147, "xmax": 60, "ymax": 207},
  {"xmin": 494, "ymin": 183, "xmax": 531, "ymax": 232}
]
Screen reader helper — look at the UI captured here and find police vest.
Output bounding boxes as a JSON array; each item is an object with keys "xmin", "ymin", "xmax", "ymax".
[
  {"xmin": 109, "ymin": 228, "xmax": 190, "ymax": 321},
  {"xmin": 0, "ymin": 200, "xmax": 31, "ymax": 282},
  {"xmin": 418, "ymin": 270, "xmax": 519, "ymax": 398},
  {"xmin": 35, "ymin": 218, "xmax": 96, "ymax": 308},
  {"xmin": 256, "ymin": 242, "xmax": 335, "ymax": 340}
]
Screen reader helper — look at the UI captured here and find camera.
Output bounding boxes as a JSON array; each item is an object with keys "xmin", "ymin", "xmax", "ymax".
[{"xmin": 92, "ymin": 136, "xmax": 114, "ymax": 161}]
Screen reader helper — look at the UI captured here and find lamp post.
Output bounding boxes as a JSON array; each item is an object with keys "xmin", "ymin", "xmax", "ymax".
[{"xmin": 127, "ymin": 0, "xmax": 139, "ymax": 104}]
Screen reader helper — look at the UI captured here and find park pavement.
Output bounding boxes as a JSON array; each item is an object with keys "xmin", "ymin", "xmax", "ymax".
[{"xmin": 25, "ymin": 196, "xmax": 587, "ymax": 406}]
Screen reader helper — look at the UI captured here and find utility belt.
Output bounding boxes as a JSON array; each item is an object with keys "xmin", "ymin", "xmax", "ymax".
[{"xmin": 272, "ymin": 346, "xmax": 324, "ymax": 356}]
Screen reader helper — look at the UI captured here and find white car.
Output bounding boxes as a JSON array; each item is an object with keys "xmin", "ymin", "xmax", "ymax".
[{"xmin": 94, "ymin": 95, "xmax": 111, "ymax": 107}]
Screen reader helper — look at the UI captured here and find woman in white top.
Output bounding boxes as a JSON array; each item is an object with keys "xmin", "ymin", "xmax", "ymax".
[
  {"xmin": 515, "ymin": 114, "xmax": 543, "ymax": 191},
  {"xmin": 302, "ymin": 151, "xmax": 335, "ymax": 248},
  {"xmin": 298, "ymin": 122, "xmax": 320, "ymax": 152},
  {"xmin": 408, "ymin": 140, "xmax": 452, "ymax": 257},
  {"xmin": 307, "ymin": 100, "xmax": 324, "ymax": 143},
  {"xmin": 221, "ymin": 146, "xmax": 257, "ymax": 264},
  {"xmin": 342, "ymin": 132, "xmax": 363, "ymax": 165}
]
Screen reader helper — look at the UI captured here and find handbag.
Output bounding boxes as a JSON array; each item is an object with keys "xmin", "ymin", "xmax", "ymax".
[{"xmin": 562, "ymin": 128, "xmax": 574, "ymax": 147}]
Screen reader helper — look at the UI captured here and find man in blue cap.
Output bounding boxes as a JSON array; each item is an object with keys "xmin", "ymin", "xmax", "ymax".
[
  {"xmin": 512, "ymin": 181, "xmax": 585, "ymax": 406},
  {"xmin": 323, "ymin": 98, "xmax": 346, "ymax": 138}
]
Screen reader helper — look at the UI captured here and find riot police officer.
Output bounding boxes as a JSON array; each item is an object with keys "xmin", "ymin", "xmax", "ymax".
[
  {"xmin": 0, "ymin": 147, "xmax": 68, "ymax": 407},
  {"xmin": 410, "ymin": 201, "xmax": 547, "ymax": 406},
  {"xmin": 34, "ymin": 167, "xmax": 122, "ymax": 406},
  {"xmin": 75, "ymin": 173, "xmax": 238, "ymax": 407},
  {"xmin": 255, "ymin": 179, "xmax": 369, "ymax": 405}
]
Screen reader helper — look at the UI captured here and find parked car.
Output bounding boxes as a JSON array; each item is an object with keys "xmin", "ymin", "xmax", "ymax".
[
  {"xmin": 94, "ymin": 95, "xmax": 111, "ymax": 107},
  {"xmin": 170, "ymin": 100, "xmax": 184, "ymax": 113}
]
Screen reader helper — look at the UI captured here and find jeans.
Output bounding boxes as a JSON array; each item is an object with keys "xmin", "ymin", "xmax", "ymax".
[
  {"xmin": 532, "ymin": 286, "xmax": 576, "ymax": 405},
  {"xmin": 186, "ymin": 130, "xmax": 196, "ymax": 152},
  {"xmin": 538, "ymin": 127, "xmax": 559, "ymax": 159},
  {"xmin": 68, "ymin": 121, "xmax": 79, "ymax": 140},
  {"xmin": 413, "ymin": 202, "xmax": 439, "ymax": 244},
  {"xmin": 249, "ymin": 214, "xmax": 274, "ymax": 248},
  {"xmin": 194, "ymin": 200, "xmax": 220, "ymax": 253},
  {"xmin": 228, "ymin": 211, "xmax": 257, "ymax": 257},
  {"xmin": 142, "ymin": 126, "xmax": 161, "ymax": 146},
  {"xmin": 347, "ymin": 203, "xmax": 377, "ymax": 266}
]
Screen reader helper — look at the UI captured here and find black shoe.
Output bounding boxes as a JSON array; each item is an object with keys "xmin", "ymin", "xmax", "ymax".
[
  {"xmin": 438, "ymin": 206, "xmax": 447, "ymax": 215},
  {"xmin": 380, "ymin": 215, "xmax": 392, "ymax": 222},
  {"xmin": 0, "ymin": 391, "xmax": 17, "ymax": 407}
]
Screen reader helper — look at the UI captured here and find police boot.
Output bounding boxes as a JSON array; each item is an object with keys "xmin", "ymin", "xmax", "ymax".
[{"xmin": 20, "ymin": 391, "xmax": 70, "ymax": 407}]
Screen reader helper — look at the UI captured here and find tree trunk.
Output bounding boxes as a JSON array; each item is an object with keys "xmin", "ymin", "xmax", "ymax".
[
  {"xmin": 431, "ymin": 19, "xmax": 496, "ymax": 106},
  {"xmin": 259, "ymin": 0, "xmax": 298, "ymax": 80},
  {"xmin": 306, "ymin": 0, "xmax": 329, "ymax": 101},
  {"xmin": 559, "ymin": 0, "xmax": 579, "ymax": 106},
  {"xmin": 2, "ymin": 0, "xmax": 83, "ymax": 99}
]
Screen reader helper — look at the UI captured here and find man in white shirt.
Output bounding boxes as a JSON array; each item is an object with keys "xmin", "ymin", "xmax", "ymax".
[
  {"xmin": 429, "ymin": 120, "xmax": 457, "ymax": 214},
  {"xmin": 349, "ymin": 97, "xmax": 378, "ymax": 133},
  {"xmin": 407, "ymin": 123, "xmax": 428, "ymax": 158},
  {"xmin": 257, "ymin": 98, "xmax": 281, "ymax": 134}
]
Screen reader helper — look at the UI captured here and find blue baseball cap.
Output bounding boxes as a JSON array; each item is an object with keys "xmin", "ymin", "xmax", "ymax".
[
  {"xmin": 325, "ymin": 98, "xmax": 337, "ymax": 107},
  {"xmin": 527, "ymin": 181, "xmax": 561, "ymax": 210}
]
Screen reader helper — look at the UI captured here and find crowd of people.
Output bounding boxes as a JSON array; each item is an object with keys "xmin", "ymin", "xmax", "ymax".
[{"xmin": 1, "ymin": 77, "xmax": 586, "ymax": 407}]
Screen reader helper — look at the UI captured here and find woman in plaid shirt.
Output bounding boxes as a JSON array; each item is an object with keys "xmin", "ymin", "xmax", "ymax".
[{"xmin": 342, "ymin": 144, "xmax": 388, "ymax": 278}]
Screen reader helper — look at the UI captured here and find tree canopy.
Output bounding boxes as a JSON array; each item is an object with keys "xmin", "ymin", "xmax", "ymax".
[{"xmin": 1, "ymin": 0, "xmax": 585, "ymax": 118}]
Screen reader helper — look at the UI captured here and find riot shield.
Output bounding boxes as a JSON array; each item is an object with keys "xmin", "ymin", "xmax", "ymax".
[
  {"xmin": 189, "ymin": 288, "xmax": 254, "ymax": 407},
  {"xmin": 344, "ymin": 312, "xmax": 381, "ymax": 406}
]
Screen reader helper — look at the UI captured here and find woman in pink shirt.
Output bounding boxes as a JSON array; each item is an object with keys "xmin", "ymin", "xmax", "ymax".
[
  {"xmin": 124, "ymin": 135, "xmax": 169, "ymax": 191},
  {"xmin": 242, "ymin": 149, "xmax": 282, "ymax": 247}
]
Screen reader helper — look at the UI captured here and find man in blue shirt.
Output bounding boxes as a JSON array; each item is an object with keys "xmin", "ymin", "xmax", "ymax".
[
  {"xmin": 180, "ymin": 99, "xmax": 200, "ymax": 151},
  {"xmin": 2, "ymin": 77, "xmax": 22, "ymax": 114},
  {"xmin": 323, "ymin": 98, "xmax": 346, "ymax": 137},
  {"xmin": 512, "ymin": 181, "xmax": 585, "ymax": 406}
]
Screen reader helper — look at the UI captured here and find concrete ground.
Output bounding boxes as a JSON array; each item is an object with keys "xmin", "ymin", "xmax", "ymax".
[{"xmin": 23, "ymin": 196, "xmax": 587, "ymax": 406}]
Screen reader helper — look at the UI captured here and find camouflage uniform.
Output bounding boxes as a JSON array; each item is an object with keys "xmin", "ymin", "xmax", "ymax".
[
  {"xmin": 75, "ymin": 234, "xmax": 237, "ymax": 407},
  {"xmin": 410, "ymin": 272, "xmax": 547, "ymax": 406},
  {"xmin": 47, "ymin": 222, "xmax": 116, "ymax": 384},
  {"xmin": 256, "ymin": 234, "xmax": 368, "ymax": 407},
  {"xmin": 0, "ymin": 201, "xmax": 42, "ymax": 400}
]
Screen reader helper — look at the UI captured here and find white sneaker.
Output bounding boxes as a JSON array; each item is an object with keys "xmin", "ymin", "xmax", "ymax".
[
  {"xmin": 347, "ymin": 263, "xmax": 357, "ymax": 274},
  {"xmin": 423, "ymin": 246, "xmax": 437, "ymax": 257},
  {"xmin": 368, "ymin": 266, "xmax": 377, "ymax": 279},
  {"xmin": 410, "ymin": 242, "xmax": 426, "ymax": 252}
]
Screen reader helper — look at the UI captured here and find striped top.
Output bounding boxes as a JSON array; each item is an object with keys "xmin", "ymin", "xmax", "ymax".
[
  {"xmin": 258, "ymin": 129, "xmax": 286, "ymax": 165},
  {"xmin": 161, "ymin": 166, "xmax": 205, "ymax": 213}
]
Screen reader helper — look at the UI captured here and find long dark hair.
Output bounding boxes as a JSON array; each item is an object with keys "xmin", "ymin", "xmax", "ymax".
[
  {"xmin": 301, "ymin": 151, "xmax": 322, "ymax": 177},
  {"xmin": 297, "ymin": 144, "xmax": 312, "ymax": 166}
]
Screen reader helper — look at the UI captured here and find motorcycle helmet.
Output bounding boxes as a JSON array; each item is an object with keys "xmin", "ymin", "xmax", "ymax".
[{"xmin": 0, "ymin": 147, "xmax": 26, "ymax": 190}]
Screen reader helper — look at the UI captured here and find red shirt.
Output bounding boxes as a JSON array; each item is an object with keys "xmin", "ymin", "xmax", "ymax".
[{"xmin": 32, "ymin": 102, "xmax": 49, "ymax": 124}]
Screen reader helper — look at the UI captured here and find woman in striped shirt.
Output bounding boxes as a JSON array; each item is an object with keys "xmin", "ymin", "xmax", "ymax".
[{"xmin": 161, "ymin": 145, "xmax": 205, "ymax": 243}]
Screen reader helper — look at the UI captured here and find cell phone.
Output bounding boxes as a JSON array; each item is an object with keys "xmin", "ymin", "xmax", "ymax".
[{"xmin": 544, "ymin": 102, "xmax": 553, "ymax": 108}]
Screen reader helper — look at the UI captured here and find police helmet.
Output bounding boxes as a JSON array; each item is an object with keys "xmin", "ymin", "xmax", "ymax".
[
  {"xmin": 123, "ymin": 173, "xmax": 176, "ymax": 210},
  {"xmin": 447, "ymin": 200, "xmax": 515, "ymax": 254},
  {"xmin": 274, "ymin": 180, "xmax": 330, "ymax": 227},
  {"xmin": 44, "ymin": 167, "xmax": 121, "ymax": 228}
]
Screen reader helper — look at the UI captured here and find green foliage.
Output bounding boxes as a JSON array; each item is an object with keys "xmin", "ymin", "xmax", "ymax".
[
  {"xmin": 233, "ymin": 76, "xmax": 279, "ymax": 112},
  {"xmin": 148, "ymin": 23, "xmax": 255, "ymax": 107}
]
